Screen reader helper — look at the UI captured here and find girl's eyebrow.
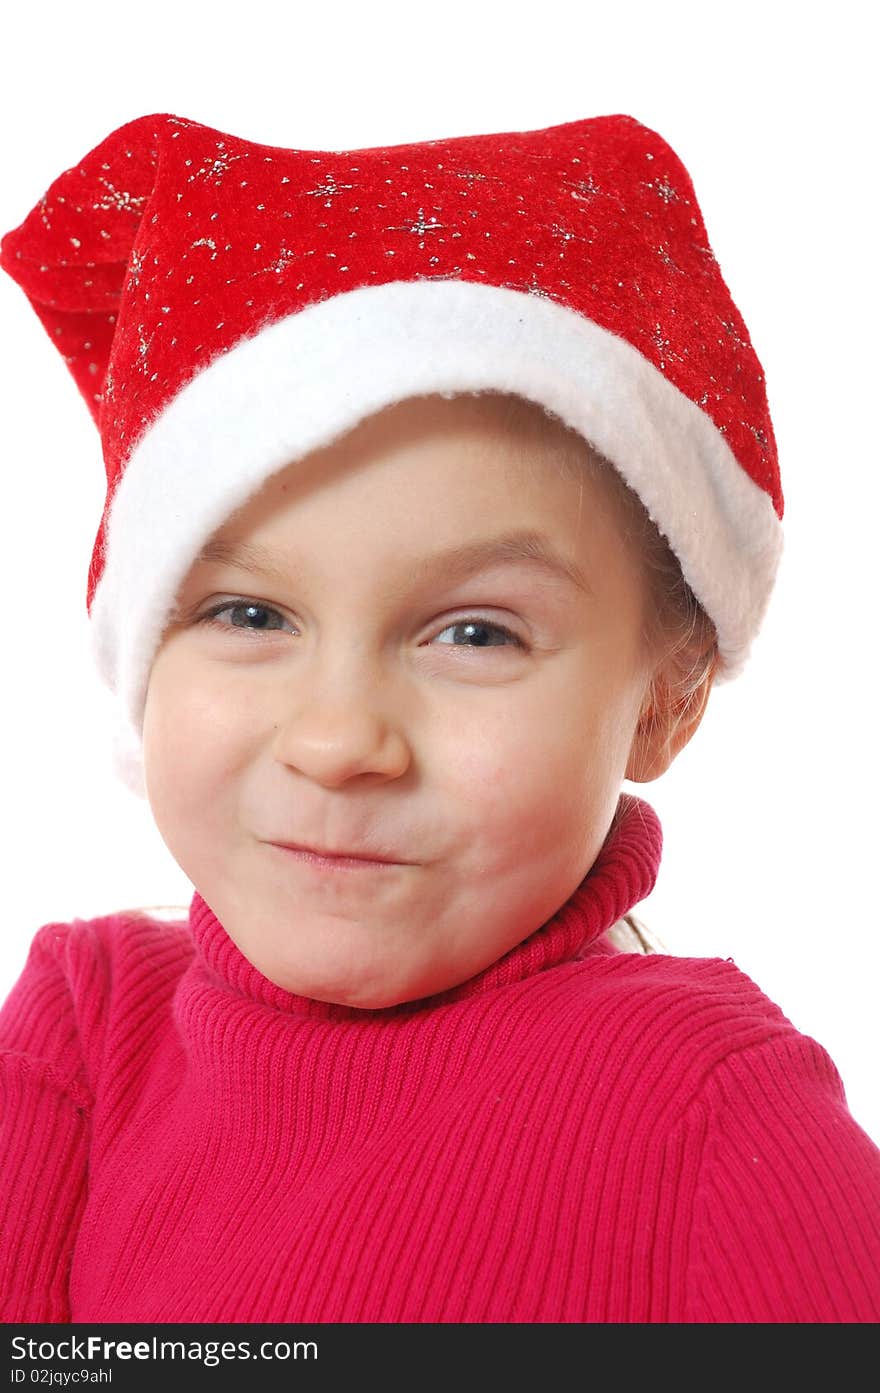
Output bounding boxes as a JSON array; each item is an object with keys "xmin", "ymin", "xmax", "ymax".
[
  {"xmin": 414, "ymin": 530, "xmax": 594, "ymax": 595},
  {"xmin": 196, "ymin": 530, "xmax": 594, "ymax": 596},
  {"xmin": 197, "ymin": 538, "xmax": 297, "ymax": 587}
]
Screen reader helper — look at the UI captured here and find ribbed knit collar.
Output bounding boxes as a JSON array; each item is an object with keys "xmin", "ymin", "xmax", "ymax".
[{"xmin": 187, "ymin": 792, "xmax": 663, "ymax": 1021}]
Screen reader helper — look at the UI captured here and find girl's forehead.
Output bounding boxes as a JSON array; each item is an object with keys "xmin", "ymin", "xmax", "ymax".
[
  {"xmin": 188, "ymin": 393, "xmax": 642, "ymax": 598},
  {"xmin": 207, "ymin": 397, "xmax": 599, "ymax": 528},
  {"xmin": 282, "ymin": 391, "xmax": 595, "ymax": 475}
]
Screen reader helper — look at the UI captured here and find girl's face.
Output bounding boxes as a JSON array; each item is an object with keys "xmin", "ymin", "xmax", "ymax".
[{"xmin": 143, "ymin": 394, "xmax": 657, "ymax": 1008}]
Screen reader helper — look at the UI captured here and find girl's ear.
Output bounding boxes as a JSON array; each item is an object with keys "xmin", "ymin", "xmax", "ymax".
[{"xmin": 624, "ymin": 658, "xmax": 716, "ymax": 784}]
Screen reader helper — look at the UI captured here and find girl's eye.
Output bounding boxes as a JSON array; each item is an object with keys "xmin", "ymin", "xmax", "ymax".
[
  {"xmin": 433, "ymin": 619, "xmax": 525, "ymax": 650},
  {"xmin": 198, "ymin": 602, "xmax": 526, "ymax": 650},
  {"xmin": 199, "ymin": 602, "xmax": 291, "ymax": 634}
]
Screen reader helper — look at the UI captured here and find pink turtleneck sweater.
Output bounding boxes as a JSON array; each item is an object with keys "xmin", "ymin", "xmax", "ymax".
[{"xmin": 2, "ymin": 794, "xmax": 878, "ymax": 1323}]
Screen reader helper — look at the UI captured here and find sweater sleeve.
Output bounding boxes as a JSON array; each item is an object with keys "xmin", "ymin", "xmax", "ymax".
[
  {"xmin": 0, "ymin": 923, "xmax": 100, "ymax": 1322},
  {"xmin": 686, "ymin": 1030, "xmax": 880, "ymax": 1321}
]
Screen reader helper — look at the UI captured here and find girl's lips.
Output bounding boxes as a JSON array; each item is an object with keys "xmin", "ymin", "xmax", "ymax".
[{"xmin": 269, "ymin": 843, "xmax": 404, "ymax": 872}]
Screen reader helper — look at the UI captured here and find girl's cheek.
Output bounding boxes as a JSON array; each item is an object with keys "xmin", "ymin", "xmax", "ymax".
[{"xmin": 146, "ymin": 665, "xmax": 242, "ymax": 776}]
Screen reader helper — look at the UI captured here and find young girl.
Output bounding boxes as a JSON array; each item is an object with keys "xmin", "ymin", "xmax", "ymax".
[{"xmin": 1, "ymin": 110, "xmax": 878, "ymax": 1324}]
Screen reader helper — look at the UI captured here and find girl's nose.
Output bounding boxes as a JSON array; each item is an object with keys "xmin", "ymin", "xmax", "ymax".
[{"xmin": 270, "ymin": 685, "xmax": 412, "ymax": 787}]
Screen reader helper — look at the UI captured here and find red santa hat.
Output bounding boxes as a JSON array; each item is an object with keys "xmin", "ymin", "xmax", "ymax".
[{"xmin": 0, "ymin": 110, "xmax": 783, "ymax": 798}]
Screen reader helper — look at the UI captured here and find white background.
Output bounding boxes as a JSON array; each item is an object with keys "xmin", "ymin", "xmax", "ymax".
[{"xmin": 1, "ymin": 2, "xmax": 877, "ymax": 1146}]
